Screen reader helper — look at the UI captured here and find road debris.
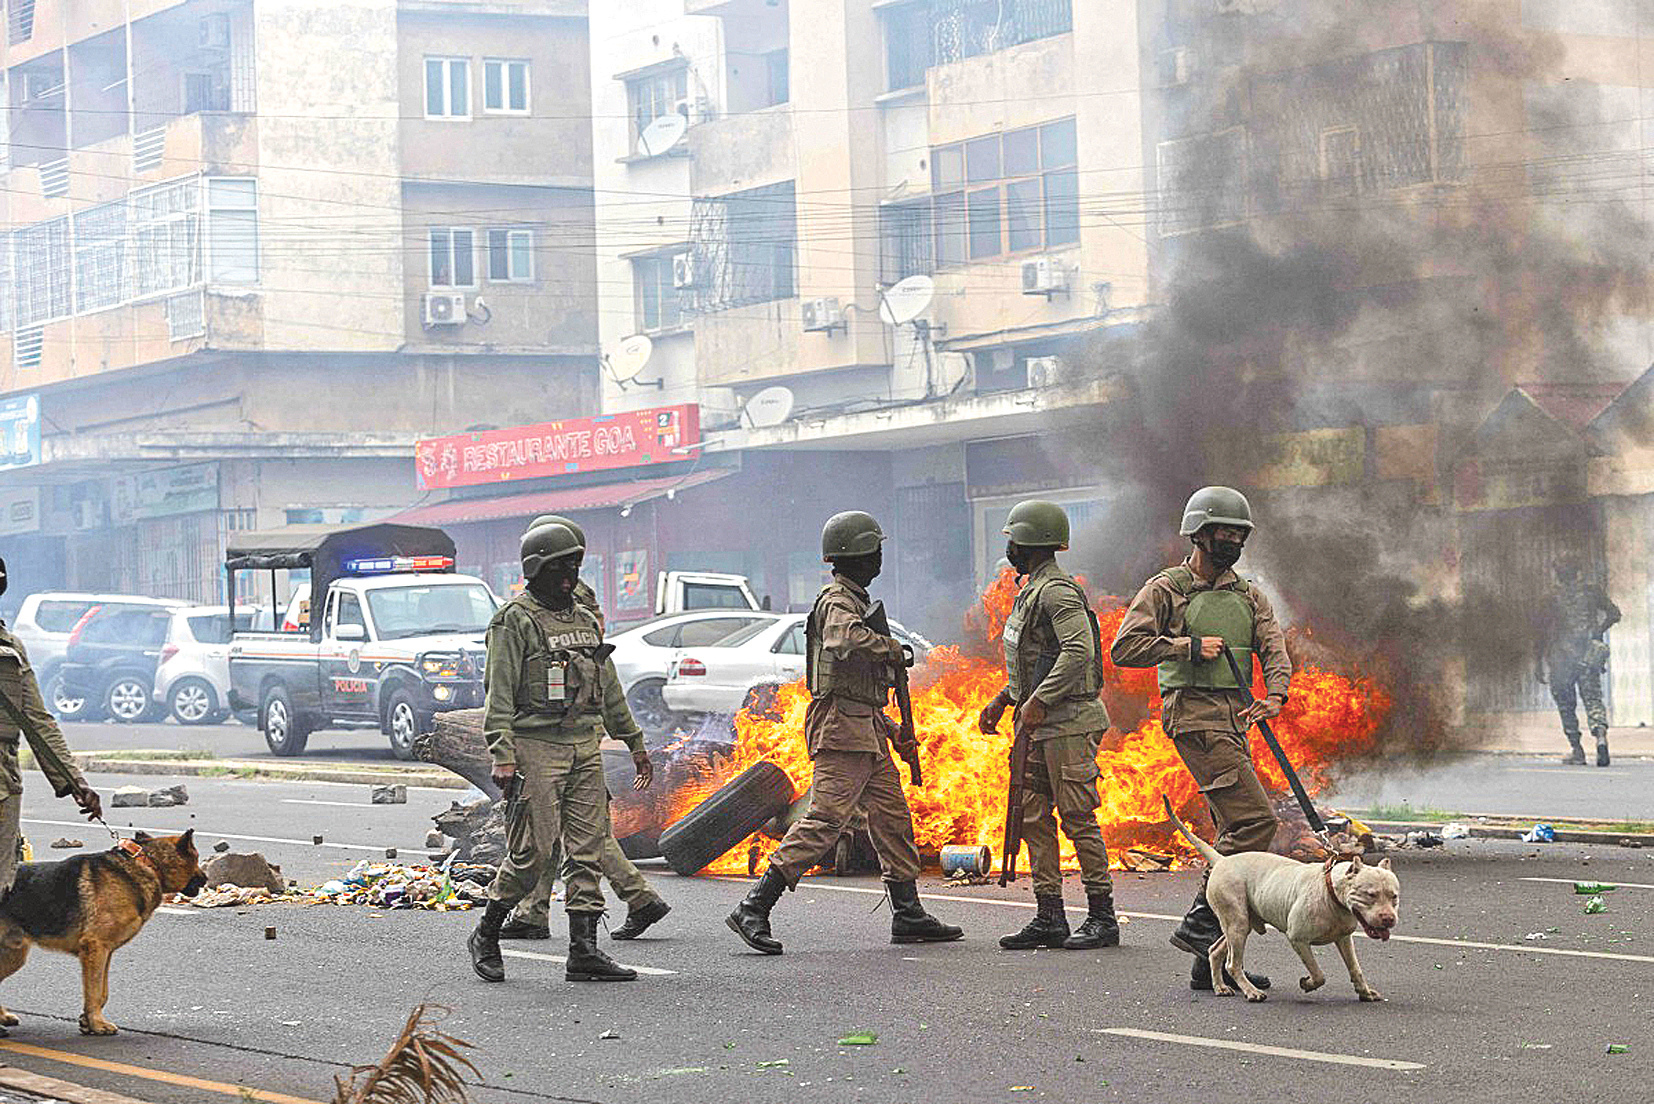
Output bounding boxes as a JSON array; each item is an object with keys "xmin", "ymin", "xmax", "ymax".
[
  {"xmin": 838, "ymin": 1032, "xmax": 877, "ymax": 1046},
  {"xmin": 426, "ymin": 830, "xmax": 446, "ymax": 850},
  {"xmin": 1584, "ymin": 895, "xmax": 1607, "ymax": 914},
  {"xmin": 203, "ymin": 852, "xmax": 286, "ymax": 895},
  {"xmin": 757, "ymin": 1059, "xmax": 790, "ymax": 1069},
  {"xmin": 49, "ymin": 837, "xmax": 82, "ymax": 849},
  {"xmin": 313, "ymin": 835, "xmax": 324, "ymax": 845},
  {"xmin": 265, "ymin": 926, "xmax": 277, "ymax": 940},
  {"xmin": 111, "ymin": 786, "xmax": 149, "ymax": 808},
  {"xmin": 148, "ymin": 784, "xmax": 189, "ymax": 807},
  {"xmin": 1521, "ymin": 823, "xmax": 1556, "ymax": 843},
  {"xmin": 1120, "ymin": 848, "xmax": 1175, "ymax": 872},
  {"xmin": 1574, "ymin": 882, "xmax": 1618, "ymax": 894},
  {"xmin": 372, "ymin": 784, "xmax": 408, "ymax": 805},
  {"xmin": 1401, "ymin": 830, "xmax": 1443, "ymax": 849},
  {"xmin": 600, "ymin": 1029, "xmax": 620, "ymax": 1040},
  {"xmin": 1441, "ymin": 822, "xmax": 1470, "ymax": 840},
  {"xmin": 213, "ymin": 840, "xmax": 231, "ymax": 853},
  {"xmin": 1606, "ymin": 1044, "xmax": 1628, "ymax": 1055}
]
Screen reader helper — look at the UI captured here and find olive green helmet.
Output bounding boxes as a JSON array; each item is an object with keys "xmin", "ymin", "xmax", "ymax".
[
  {"xmin": 821, "ymin": 510, "xmax": 886, "ymax": 561},
  {"xmin": 1179, "ymin": 486, "xmax": 1254, "ymax": 537},
  {"xmin": 520, "ymin": 521, "xmax": 584, "ymax": 579},
  {"xmin": 529, "ymin": 513, "xmax": 586, "ymax": 549},
  {"xmin": 1002, "ymin": 500, "xmax": 1070, "ymax": 549}
]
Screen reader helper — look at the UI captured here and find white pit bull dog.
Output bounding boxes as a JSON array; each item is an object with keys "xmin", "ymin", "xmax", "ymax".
[{"xmin": 1162, "ymin": 795, "xmax": 1400, "ymax": 1003}]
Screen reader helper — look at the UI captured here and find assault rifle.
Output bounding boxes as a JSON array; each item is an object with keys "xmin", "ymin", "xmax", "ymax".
[
  {"xmin": 866, "ymin": 601, "xmax": 922, "ymax": 787},
  {"xmin": 998, "ymin": 653, "xmax": 1055, "ymax": 887},
  {"xmin": 499, "ymin": 771, "xmax": 527, "ymax": 827}
]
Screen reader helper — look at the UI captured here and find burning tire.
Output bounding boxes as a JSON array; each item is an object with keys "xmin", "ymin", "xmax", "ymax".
[{"xmin": 657, "ymin": 761, "xmax": 795, "ymax": 876}]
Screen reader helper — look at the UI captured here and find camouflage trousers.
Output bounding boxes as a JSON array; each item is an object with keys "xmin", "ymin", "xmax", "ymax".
[
  {"xmin": 487, "ymin": 738, "xmax": 609, "ymax": 915},
  {"xmin": 1021, "ymin": 732, "xmax": 1112, "ymax": 897},
  {"xmin": 1550, "ymin": 663, "xmax": 1608, "ymax": 743}
]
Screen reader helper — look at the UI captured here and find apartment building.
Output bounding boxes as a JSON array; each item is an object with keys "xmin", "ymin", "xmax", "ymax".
[{"xmin": 0, "ymin": 0, "xmax": 598, "ymax": 603}]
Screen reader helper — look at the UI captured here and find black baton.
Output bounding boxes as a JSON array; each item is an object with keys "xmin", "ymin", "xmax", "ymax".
[{"xmin": 1220, "ymin": 644, "xmax": 1325, "ymax": 835}]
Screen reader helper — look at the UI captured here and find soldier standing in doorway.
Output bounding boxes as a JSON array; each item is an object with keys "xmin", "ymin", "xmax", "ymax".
[
  {"xmin": 497, "ymin": 515, "xmax": 671, "ymax": 943},
  {"xmin": 1536, "ymin": 556, "xmax": 1620, "ymax": 767},
  {"xmin": 725, "ymin": 511, "xmax": 962, "ymax": 955},
  {"xmin": 1109, "ymin": 487, "xmax": 1291, "ymax": 992},
  {"xmin": 977, "ymin": 500, "xmax": 1120, "ymax": 951}
]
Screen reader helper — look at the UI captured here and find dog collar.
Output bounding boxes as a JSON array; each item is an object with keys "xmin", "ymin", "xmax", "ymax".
[
  {"xmin": 112, "ymin": 838, "xmax": 157, "ymax": 874},
  {"xmin": 1321, "ymin": 856, "xmax": 1352, "ymax": 913}
]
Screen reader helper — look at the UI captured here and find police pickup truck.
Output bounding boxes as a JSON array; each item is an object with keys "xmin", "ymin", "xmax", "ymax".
[{"xmin": 225, "ymin": 523, "xmax": 496, "ymax": 758}]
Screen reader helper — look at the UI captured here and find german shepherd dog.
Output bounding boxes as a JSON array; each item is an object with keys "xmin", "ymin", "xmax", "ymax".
[{"xmin": 0, "ymin": 830, "xmax": 207, "ymax": 1035}]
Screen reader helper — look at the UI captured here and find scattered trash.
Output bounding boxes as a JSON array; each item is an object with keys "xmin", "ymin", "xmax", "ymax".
[
  {"xmin": 599, "ymin": 1029, "xmax": 619, "ymax": 1040},
  {"xmin": 110, "ymin": 786, "xmax": 149, "ymax": 808},
  {"xmin": 213, "ymin": 840, "xmax": 231, "ymax": 853},
  {"xmin": 1521, "ymin": 823, "xmax": 1556, "ymax": 843},
  {"xmin": 1524, "ymin": 932, "xmax": 1549, "ymax": 941},
  {"xmin": 1441, "ymin": 822, "xmax": 1470, "ymax": 840},
  {"xmin": 1584, "ymin": 896, "xmax": 1607, "ymax": 914},
  {"xmin": 371, "ymin": 784, "xmax": 407, "ymax": 805},
  {"xmin": 203, "ymin": 853, "xmax": 286, "ymax": 895},
  {"xmin": 1011, "ymin": 1087, "xmax": 1035, "ymax": 1093},
  {"xmin": 757, "ymin": 1059, "xmax": 790, "ymax": 1069},
  {"xmin": 264, "ymin": 926, "xmax": 276, "ymax": 940},
  {"xmin": 1402, "ymin": 830, "xmax": 1443, "ymax": 849},
  {"xmin": 945, "ymin": 869, "xmax": 993, "ymax": 887},
  {"xmin": 49, "ymin": 837, "xmax": 82, "ymax": 849},
  {"xmin": 838, "ymin": 1033, "xmax": 877, "ymax": 1046},
  {"xmin": 1574, "ymin": 882, "xmax": 1618, "ymax": 894},
  {"xmin": 191, "ymin": 885, "xmax": 280, "ymax": 908},
  {"xmin": 148, "ymin": 784, "xmax": 188, "ymax": 808},
  {"xmin": 1521, "ymin": 1043, "xmax": 1552, "ymax": 1050},
  {"xmin": 1120, "ymin": 847, "xmax": 1176, "ymax": 872},
  {"xmin": 1606, "ymin": 1044, "xmax": 1628, "ymax": 1055}
]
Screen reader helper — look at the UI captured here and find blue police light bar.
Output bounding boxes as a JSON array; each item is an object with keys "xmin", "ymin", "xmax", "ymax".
[{"xmin": 345, "ymin": 555, "xmax": 455, "ymax": 575}]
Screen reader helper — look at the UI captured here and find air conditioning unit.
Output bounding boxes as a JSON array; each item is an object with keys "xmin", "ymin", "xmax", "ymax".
[
  {"xmin": 198, "ymin": 13, "xmax": 232, "ymax": 50},
  {"xmin": 1021, "ymin": 257, "xmax": 1069, "ymax": 297},
  {"xmin": 422, "ymin": 293, "xmax": 467, "ymax": 327},
  {"xmin": 1025, "ymin": 355, "xmax": 1066, "ymax": 389},
  {"xmin": 23, "ymin": 73, "xmax": 64, "ymax": 102},
  {"xmin": 1159, "ymin": 47, "xmax": 1195, "ymax": 86},
  {"xmin": 801, "ymin": 296, "xmax": 844, "ymax": 334},
  {"xmin": 672, "ymin": 253, "xmax": 698, "ymax": 290}
]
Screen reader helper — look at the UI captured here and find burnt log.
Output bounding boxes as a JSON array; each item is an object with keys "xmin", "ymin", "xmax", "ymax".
[{"xmin": 417, "ymin": 709, "xmax": 500, "ymax": 799}]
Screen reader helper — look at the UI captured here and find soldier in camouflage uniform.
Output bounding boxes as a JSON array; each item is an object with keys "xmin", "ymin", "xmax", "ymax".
[
  {"xmin": 498, "ymin": 515, "xmax": 670, "ymax": 943},
  {"xmin": 725, "ymin": 511, "xmax": 961, "ymax": 955},
  {"xmin": 467, "ymin": 522, "xmax": 653, "ymax": 983},
  {"xmin": 1536, "ymin": 557, "xmax": 1620, "ymax": 767}
]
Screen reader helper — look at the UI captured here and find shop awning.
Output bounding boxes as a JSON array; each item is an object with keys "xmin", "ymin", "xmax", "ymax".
[{"xmin": 388, "ymin": 468, "xmax": 732, "ymax": 527}]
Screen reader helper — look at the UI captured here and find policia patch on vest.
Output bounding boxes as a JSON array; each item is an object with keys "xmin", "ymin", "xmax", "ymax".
[
  {"xmin": 1155, "ymin": 565, "xmax": 1255, "ymax": 691},
  {"xmin": 508, "ymin": 596, "xmax": 609, "ymax": 719}
]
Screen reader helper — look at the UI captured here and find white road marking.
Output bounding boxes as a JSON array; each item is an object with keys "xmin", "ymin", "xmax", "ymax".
[
  {"xmin": 156, "ymin": 906, "xmax": 198, "ymax": 916},
  {"xmin": 1097, "ymin": 1028, "xmax": 1425, "ymax": 1071},
  {"xmin": 763, "ymin": 880, "xmax": 1654, "ymax": 964},
  {"xmin": 1521, "ymin": 877, "xmax": 1654, "ymax": 891},
  {"xmin": 280, "ymin": 799, "xmax": 380, "ymax": 808},
  {"xmin": 502, "ymin": 948, "xmax": 676, "ymax": 976},
  {"xmin": 22, "ymin": 817, "xmax": 428, "ymax": 855}
]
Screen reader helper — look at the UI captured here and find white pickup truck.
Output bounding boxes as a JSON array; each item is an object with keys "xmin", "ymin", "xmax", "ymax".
[{"xmin": 225, "ymin": 524, "xmax": 496, "ymax": 758}]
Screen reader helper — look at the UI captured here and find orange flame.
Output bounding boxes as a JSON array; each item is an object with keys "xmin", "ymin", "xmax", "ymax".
[{"xmin": 681, "ymin": 569, "xmax": 1390, "ymax": 875}]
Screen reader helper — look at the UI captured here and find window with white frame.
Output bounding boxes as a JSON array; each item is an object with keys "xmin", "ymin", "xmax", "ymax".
[
  {"xmin": 131, "ymin": 177, "xmax": 201, "ymax": 298},
  {"xmin": 429, "ymin": 228, "xmax": 475, "ymax": 287},
  {"xmin": 483, "ymin": 59, "xmax": 530, "ymax": 114},
  {"xmin": 13, "ymin": 216, "xmax": 70, "ymax": 327},
  {"xmin": 626, "ymin": 65, "xmax": 689, "ymax": 153},
  {"xmin": 486, "ymin": 228, "xmax": 533, "ymax": 282},
  {"xmin": 207, "ymin": 177, "xmax": 258, "ymax": 284},
  {"xmin": 424, "ymin": 57, "xmax": 470, "ymax": 119},
  {"xmin": 73, "ymin": 199, "xmax": 127, "ymax": 313},
  {"xmin": 632, "ymin": 252, "xmax": 685, "ymax": 332}
]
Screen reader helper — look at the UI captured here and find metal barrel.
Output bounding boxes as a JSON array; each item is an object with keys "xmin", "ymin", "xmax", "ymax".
[{"xmin": 939, "ymin": 843, "xmax": 992, "ymax": 878}]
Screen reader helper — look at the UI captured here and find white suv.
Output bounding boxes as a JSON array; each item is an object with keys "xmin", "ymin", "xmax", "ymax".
[
  {"xmin": 10, "ymin": 592, "xmax": 183, "ymax": 720},
  {"xmin": 154, "ymin": 606, "xmax": 238, "ymax": 725}
]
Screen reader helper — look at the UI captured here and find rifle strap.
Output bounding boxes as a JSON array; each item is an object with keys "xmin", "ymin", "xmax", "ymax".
[{"xmin": 0, "ymin": 683, "xmax": 80, "ymax": 788}]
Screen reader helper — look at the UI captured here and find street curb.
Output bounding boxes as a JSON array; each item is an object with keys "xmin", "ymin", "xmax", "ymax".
[
  {"xmin": 1360, "ymin": 818, "xmax": 1654, "ymax": 847},
  {"xmin": 0, "ymin": 1065, "xmax": 156, "ymax": 1104},
  {"xmin": 72, "ymin": 755, "xmax": 467, "ymax": 790}
]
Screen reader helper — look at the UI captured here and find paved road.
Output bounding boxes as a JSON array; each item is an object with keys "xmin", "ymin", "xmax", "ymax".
[
  {"xmin": 58, "ymin": 718, "xmax": 408, "ymax": 763},
  {"xmin": 0, "ymin": 773, "xmax": 1650, "ymax": 1104}
]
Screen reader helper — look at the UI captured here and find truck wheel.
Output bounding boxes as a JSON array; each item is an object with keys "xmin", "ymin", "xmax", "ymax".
[
  {"xmin": 262, "ymin": 685, "xmax": 310, "ymax": 756},
  {"xmin": 168, "ymin": 678, "xmax": 219, "ymax": 725},
  {"xmin": 385, "ymin": 688, "xmax": 421, "ymax": 761},
  {"xmin": 657, "ymin": 760, "xmax": 795, "ymax": 876}
]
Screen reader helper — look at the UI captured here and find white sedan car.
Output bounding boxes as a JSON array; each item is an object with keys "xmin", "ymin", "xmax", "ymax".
[
  {"xmin": 661, "ymin": 612, "xmax": 932, "ymax": 717},
  {"xmin": 609, "ymin": 610, "xmax": 784, "ymax": 729}
]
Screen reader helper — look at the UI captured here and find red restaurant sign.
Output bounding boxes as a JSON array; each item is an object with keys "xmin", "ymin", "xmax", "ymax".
[{"xmin": 415, "ymin": 404, "xmax": 700, "ymax": 490}]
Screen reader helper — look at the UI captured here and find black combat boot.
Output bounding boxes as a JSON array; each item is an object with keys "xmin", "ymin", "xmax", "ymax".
[
  {"xmin": 468, "ymin": 901, "xmax": 512, "ymax": 982},
  {"xmin": 887, "ymin": 881, "xmax": 964, "ymax": 944},
  {"xmin": 565, "ymin": 913, "xmax": 638, "ymax": 982},
  {"xmin": 1063, "ymin": 891, "xmax": 1121, "ymax": 949},
  {"xmin": 1172, "ymin": 885, "xmax": 1270, "ymax": 991},
  {"xmin": 1593, "ymin": 725, "xmax": 1611, "ymax": 767},
  {"xmin": 498, "ymin": 917, "xmax": 551, "ymax": 940},
  {"xmin": 611, "ymin": 897, "xmax": 671, "ymax": 940},
  {"xmin": 726, "ymin": 866, "xmax": 787, "ymax": 955},
  {"xmin": 1561, "ymin": 737, "xmax": 1587, "ymax": 765},
  {"xmin": 999, "ymin": 894, "xmax": 1069, "ymax": 950}
]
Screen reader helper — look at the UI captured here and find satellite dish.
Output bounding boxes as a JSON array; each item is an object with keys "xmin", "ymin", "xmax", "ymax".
[
  {"xmin": 742, "ymin": 385, "xmax": 795, "ymax": 429},
  {"xmin": 638, "ymin": 113, "xmax": 688, "ymax": 157},
  {"xmin": 879, "ymin": 274, "xmax": 935, "ymax": 325},
  {"xmin": 610, "ymin": 334, "xmax": 654, "ymax": 377}
]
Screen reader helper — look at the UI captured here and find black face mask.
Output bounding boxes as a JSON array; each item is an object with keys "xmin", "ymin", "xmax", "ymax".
[
  {"xmin": 834, "ymin": 549, "xmax": 882, "ymax": 589},
  {"xmin": 1005, "ymin": 541, "xmax": 1034, "ymax": 575},
  {"xmin": 1198, "ymin": 534, "xmax": 1245, "ymax": 571},
  {"xmin": 529, "ymin": 561, "xmax": 580, "ymax": 609}
]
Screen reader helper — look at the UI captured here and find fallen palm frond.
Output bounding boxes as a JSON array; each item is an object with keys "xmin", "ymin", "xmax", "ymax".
[{"xmin": 334, "ymin": 1004, "xmax": 479, "ymax": 1104}]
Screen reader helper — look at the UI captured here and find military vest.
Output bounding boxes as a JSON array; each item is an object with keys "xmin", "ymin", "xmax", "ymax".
[
  {"xmin": 1155, "ymin": 565, "xmax": 1255, "ymax": 692},
  {"xmin": 1003, "ymin": 573, "xmax": 1104, "ymax": 705},
  {"xmin": 806, "ymin": 584, "xmax": 890, "ymax": 707},
  {"xmin": 0, "ymin": 647, "xmax": 22, "ymax": 745},
  {"xmin": 509, "ymin": 594, "xmax": 606, "ymax": 721}
]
